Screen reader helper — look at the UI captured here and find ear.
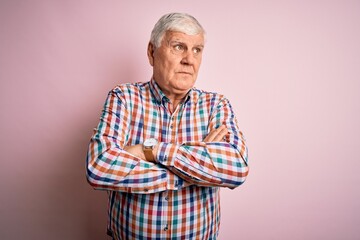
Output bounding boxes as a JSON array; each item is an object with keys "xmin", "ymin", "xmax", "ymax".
[{"xmin": 147, "ymin": 42, "xmax": 155, "ymax": 66}]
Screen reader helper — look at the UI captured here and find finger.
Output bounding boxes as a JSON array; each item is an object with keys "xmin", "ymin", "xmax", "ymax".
[
  {"xmin": 211, "ymin": 126, "xmax": 227, "ymax": 142},
  {"xmin": 212, "ymin": 126, "xmax": 228, "ymax": 142},
  {"xmin": 204, "ymin": 125, "xmax": 226, "ymax": 142},
  {"xmin": 204, "ymin": 126, "xmax": 222, "ymax": 142},
  {"xmin": 123, "ymin": 145, "xmax": 131, "ymax": 151},
  {"xmin": 203, "ymin": 131, "xmax": 214, "ymax": 142}
]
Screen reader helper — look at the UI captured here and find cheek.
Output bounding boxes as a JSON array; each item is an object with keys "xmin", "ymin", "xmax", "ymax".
[
  {"xmin": 158, "ymin": 56, "xmax": 176, "ymax": 69},
  {"xmin": 196, "ymin": 58, "xmax": 202, "ymax": 69},
  {"xmin": 155, "ymin": 60, "xmax": 168, "ymax": 74}
]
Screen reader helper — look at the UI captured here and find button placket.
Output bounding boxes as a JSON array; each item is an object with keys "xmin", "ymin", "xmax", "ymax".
[
  {"xmin": 169, "ymin": 113, "xmax": 178, "ymax": 139},
  {"xmin": 163, "ymin": 223, "xmax": 168, "ymax": 231},
  {"xmin": 161, "ymin": 191, "xmax": 169, "ymax": 234},
  {"xmin": 164, "ymin": 190, "xmax": 169, "ymax": 201},
  {"xmin": 169, "ymin": 114, "xmax": 174, "ymax": 130}
]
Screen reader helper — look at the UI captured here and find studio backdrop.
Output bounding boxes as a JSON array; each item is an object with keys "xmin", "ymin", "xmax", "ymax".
[{"xmin": 0, "ymin": 1, "xmax": 359, "ymax": 239}]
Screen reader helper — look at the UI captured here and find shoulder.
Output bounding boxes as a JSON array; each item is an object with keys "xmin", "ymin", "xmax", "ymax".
[
  {"xmin": 192, "ymin": 87, "xmax": 228, "ymax": 104},
  {"xmin": 109, "ymin": 82, "xmax": 148, "ymax": 98},
  {"xmin": 191, "ymin": 88, "xmax": 236, "ymax": 113}
]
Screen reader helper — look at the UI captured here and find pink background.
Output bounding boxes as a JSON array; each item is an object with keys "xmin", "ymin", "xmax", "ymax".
[{"xmin": 1, "ymin": 1, "xmax": 359, "ymax": 239}]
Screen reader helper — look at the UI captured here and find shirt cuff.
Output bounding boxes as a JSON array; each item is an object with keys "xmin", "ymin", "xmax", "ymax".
[{"xmin": 156, "ymin": 142, "xmax": 179, "ymax": 167}]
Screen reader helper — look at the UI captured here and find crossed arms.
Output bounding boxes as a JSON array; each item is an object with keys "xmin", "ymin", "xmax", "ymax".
[{"xmin": 86, "ymin": 88, "xmax": 249, "ymax": 193}]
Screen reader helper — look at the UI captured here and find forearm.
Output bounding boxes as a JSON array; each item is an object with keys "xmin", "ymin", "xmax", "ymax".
[
  {"xmin": 155, "ymin": 136, "xmax": 249, "ymax": 189},
  {"xmin": 86, "ymin": 90, "xmax": 169, "ymax": 194},
  {"xmin": 87, "ymin": 136, "xmax": 194, "ymax": 192},
  {"xmin": 121, "ymin": 143, "xmax": 193, "ymax": 190},
  {"xmin": 86, "ymin": 136, "xmax": 168, "ymax": 193},
  {"xmin": 154, "ymin": 97, "xmax": 249, "ymax": 189}
]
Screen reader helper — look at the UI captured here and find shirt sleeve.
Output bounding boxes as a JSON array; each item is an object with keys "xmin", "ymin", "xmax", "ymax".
[
  {"xmin": 155, "ymin": 97, "xmax": 249, "ymax": 189},
  {"xmin": 86, "ymin": 89, "xmax": 168, "ymax": 194}
]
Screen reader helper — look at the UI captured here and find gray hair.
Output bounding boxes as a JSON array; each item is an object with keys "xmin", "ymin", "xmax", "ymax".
[{"xmin": 150, "ymin": 13, "xmax": 205, "ymax": 48}]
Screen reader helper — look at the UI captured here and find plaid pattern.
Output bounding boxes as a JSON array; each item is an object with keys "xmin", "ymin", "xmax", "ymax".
[{"xmin": 87, "ymin": 79, "xmax": 249, "ymax": 239}]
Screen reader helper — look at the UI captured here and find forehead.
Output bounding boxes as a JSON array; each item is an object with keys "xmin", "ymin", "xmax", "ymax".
[{"xmin": 163, "ymin": 31, "xmax": 205, "ymax": 46}]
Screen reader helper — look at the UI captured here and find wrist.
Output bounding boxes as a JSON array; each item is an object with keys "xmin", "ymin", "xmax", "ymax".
[
  {"xmin": 152, "ymin": 143, "xmax": 159, "ymax": 160},
  {"xmin": 143, "ymin": 138, "xmax": 158, "ymax": 162}
]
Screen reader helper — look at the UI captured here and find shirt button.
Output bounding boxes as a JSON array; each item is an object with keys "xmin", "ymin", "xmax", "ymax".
[
  {"xmin": 170, "ymin": 125, "xmax": 173, "ymax": 129},
  {"xmin": 165, "ymin": 196, "xmax": 169, "ymax": 201},
  {"xmin": 164, "ymin": 224, "xmax": 168, "ymax": 231}
]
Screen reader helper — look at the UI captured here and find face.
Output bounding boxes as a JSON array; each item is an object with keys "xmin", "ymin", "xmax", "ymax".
[{"xmin": 147, "ymin": 31, "xmax": 204, "ymax": 99}]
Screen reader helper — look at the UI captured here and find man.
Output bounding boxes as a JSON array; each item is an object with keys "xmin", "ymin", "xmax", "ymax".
[{"xmin": 86, "ymin": 13, "xmax": 249, "ymax": 239}]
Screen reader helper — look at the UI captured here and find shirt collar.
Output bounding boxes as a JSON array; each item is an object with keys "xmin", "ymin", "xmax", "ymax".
[
  {"xmin": 149, "ymin": 79, "xmax": 167, "ymax": 104},
  {"xmin": 149, "ymin": 79, "xmax": 194, "ymax": 105}
]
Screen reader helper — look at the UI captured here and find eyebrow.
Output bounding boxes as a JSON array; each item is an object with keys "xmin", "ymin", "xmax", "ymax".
[{"xmin": 169, "ymin": 40, "xmax": 204, "ymax": 48}]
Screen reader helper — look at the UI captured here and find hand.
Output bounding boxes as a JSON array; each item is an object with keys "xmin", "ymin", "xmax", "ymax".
[
  {"xmin": 123, "ymin": 144, "xmax": 146, "ymax": 160},
  {"xmin": 123, "ymin": 144, "xmax": 159, "ymax": 162},
  {"xmin": 204, "ymin": 125, "xmax": 228, "ymax": 142}
]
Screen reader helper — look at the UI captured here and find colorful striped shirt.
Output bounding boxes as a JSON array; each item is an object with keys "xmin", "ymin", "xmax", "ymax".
[{"xmin": 86, "ymin": 79, "xmax": 249, "ymax": 239}]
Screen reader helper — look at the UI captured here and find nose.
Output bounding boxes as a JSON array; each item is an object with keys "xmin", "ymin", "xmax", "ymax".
[{"xmin": 180, "ymin": 51, "xmax": 196, "ymax": 65}]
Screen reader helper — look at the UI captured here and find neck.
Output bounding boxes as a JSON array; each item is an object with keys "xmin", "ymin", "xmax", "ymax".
[
  {"xmin": 161, "ymin": 89, "xmax": 188, "ymax": 108},
  {"xmin": 166, "ymin": 95, "xmax": 183, "ymax": 113}
]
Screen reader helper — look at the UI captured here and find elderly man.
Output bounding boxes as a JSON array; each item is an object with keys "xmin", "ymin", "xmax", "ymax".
[{"xmin": 86, "ymin": 13, "xmax": 249, "ymax": 239}]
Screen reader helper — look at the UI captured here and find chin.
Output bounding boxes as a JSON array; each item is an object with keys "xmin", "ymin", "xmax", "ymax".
[
  {"xmin": 180, "ymin": 76, "xmax": 196, "ymax": 84},
  {"xmin": 178, "ymin": 80, "xmax": 195, "ymax": 90}
]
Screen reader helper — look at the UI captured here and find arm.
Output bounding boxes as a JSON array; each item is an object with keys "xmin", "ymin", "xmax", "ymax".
[
  {"xmin": 86, "ymin": 89, "xmax": 169, "ymax": 194},
  {"xmin": 122, "ymin": 126, "xmax": 227, "ymax": 187},
  {"xmin": 155, "ymin": 97, "xmax": 249, "ymax": 189}
]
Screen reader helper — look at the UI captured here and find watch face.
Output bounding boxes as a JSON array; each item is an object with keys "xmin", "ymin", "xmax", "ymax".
[{"xmin": 144, "ymin": 138, "xmax": 158, "ymax": 147}]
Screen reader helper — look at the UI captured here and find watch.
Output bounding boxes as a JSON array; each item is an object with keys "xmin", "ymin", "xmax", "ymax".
[{"xmin": 143, "ymin": 138, "xmax": 158, "ymax": 161}]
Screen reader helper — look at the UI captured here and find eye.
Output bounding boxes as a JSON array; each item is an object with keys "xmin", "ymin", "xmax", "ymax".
[
  {"xmin": 193, "ymin": 47, "xmax": 202, "ymax": 54},
  {"xmin": 174, "ymin": 44, "xmax": 184, "ymax": 52}
]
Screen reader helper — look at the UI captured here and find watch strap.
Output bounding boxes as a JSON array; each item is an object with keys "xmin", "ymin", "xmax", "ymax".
[{"xmin": 144, "ymin": 147, "xmax": 155, "ymax": 161}]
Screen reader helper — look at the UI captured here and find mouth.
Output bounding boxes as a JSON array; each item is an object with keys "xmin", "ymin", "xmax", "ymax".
[{"xmin": 177, "ymin": 71, "xmax": 193, "ymax": 75}]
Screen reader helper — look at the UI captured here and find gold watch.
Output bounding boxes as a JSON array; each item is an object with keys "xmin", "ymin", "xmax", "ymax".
[{"xmin": 143, "ymin": 138, "xmax": 158, "ymax": 161}]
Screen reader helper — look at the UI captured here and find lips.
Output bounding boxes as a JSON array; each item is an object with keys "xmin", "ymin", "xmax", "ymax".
[{"xmin": 177, "ymin": 71, "xmax": 193, "ymax": 75}]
